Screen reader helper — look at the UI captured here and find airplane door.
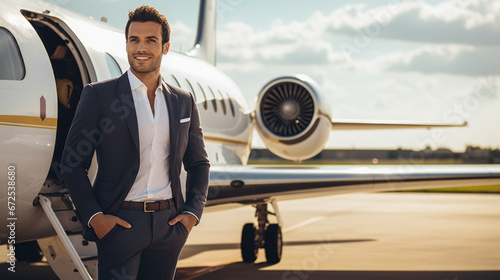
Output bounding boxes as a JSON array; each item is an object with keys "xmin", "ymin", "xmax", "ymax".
[
  {"xmin": 0, "ymin": 7, "xmax": 59, "ymax": 242},
  {"xmin": 19, "ymin": 9, "xmax": 123, "ymax": 188}
]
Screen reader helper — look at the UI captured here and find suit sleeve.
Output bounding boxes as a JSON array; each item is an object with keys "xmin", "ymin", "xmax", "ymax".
[
  {"xmin": 61, "ymin": 84, "xmax": 103, "ymax": 227},
  {"xmin": 181, "ymin": 94, "xmax": 210, "ymax": 223}
]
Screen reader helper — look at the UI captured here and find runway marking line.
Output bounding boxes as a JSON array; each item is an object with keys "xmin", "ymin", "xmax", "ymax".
[
  {"xmin": 178, "ymin": 216, "xmax": 326, "ymax": 280},
  {"xmin": 283, "ymin": 216, "xmax": 326, "ymax": 233}
]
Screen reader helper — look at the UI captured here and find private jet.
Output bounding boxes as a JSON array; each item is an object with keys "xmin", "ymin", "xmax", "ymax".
[{"xmin": 1, "ymin": 0, "xmax": 499, "ymax": 279}]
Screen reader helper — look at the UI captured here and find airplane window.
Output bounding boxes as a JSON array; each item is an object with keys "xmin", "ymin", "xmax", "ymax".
[
  {"xmin": 171, "ymin": 74, "xmax": 181, "ymax": 88},
  {"xmin": 105, "ymin": 53, "xmax": 122, "ymax": 78},
  {"xmin": 185, "ymin": 78, "xmax": 197, "ymax": 102},
  {"xmin": 197, "ymin": 82, "xmax": 208, "ymax": 110},
  {"xmin": 225, "ymin": 92, "xmax": 236, "ymax": 117},
  {"xmin": 0, "ymin": 28, "xmax": 25, "ymax": 80},
  {"xmin": 207, "ymin": 86, "xmax": 218, "ymax": 113},
  {"xmin": 217, "ymin": 89, "xmax": 227, "ymax": 115}
]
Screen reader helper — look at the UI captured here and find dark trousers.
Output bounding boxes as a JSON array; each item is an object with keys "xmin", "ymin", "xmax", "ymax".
[{"xmin": 96, "ymin": 205, "xmax": 189, "ymax": 280}]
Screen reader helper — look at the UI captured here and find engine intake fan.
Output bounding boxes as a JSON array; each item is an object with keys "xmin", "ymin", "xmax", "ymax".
[
  {"xmin": 255, "ymin": 75, "xmax": 332, "ymax": 161},
  {"xmin": 260, "ymin": 82, "xmax": 314, "ymax": 137}
]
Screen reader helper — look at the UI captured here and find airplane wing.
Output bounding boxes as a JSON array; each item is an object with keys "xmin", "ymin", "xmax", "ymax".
[
  {"xmin": 330, "ymin": 119, "xmax": 468, "ymax": 130},
  {"xmin": 207, "ymin": 164, "xmax": 500, "ymax": 206}
]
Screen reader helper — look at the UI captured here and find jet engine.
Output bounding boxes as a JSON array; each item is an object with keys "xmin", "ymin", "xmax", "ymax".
[{"xmin": 255, "ymin": 75, "xmax": 332, "ymax": 161}]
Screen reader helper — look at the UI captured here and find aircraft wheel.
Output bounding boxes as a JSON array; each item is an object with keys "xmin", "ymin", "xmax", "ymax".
[
  {"xmin": 241, "ymin": 223, "xmax": 258, "ymax": 263},
  {"xmin": 264, "ymin": 224, "xmax": 282, "ymax": 264}
]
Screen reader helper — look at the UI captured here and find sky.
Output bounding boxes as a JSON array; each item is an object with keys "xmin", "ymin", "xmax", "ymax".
[{"xmin": 46, "ymin": 0, "xmax": 500, "ymax": 152}]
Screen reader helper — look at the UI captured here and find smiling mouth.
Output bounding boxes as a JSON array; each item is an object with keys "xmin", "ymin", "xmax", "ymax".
[{"xmin": 134, "ymin": 56, "xmax": 151, "ymax": 61}]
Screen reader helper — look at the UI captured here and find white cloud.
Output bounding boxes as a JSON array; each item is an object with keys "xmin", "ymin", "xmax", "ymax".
[
  {"xmin": 169, "ymin": 20, "xmax": 194, "ymax": 52},
  {"xmin": 217, "ymin": 20, "xmax": 342, "ymax": 65},
  {"xmin": 374, "ymin": 45, "xmax": 500, "ymax": 76},
  {"xmin": 326, "ymin": 0, "xmax": 500, "ymax": 45},
  {"xmin": 369, "ymin": 75, "xmax": 439, "ymax": 94},
  {"xmin": 309, "ymin": 68, "xmax": 349, "ymax": 98},
  {"xmin": 217, "ymin": 0, "xmax": 500, "ymax": 72}
]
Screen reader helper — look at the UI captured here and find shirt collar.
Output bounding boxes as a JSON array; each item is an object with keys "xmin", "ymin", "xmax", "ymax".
[{"xmin": 127, "ymin": 69, "xmax": 163, "ymax": 94}]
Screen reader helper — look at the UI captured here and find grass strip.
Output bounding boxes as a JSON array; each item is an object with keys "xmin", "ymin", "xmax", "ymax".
[{"xmin": 395, "ymin": 185, "xmax": 500, "ymax": 194}]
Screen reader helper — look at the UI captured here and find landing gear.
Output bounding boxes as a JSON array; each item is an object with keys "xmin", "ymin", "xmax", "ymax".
[
  {"xmin": 240, "ymin": 201, "xmax": 283, "ymax": 264},
  {"xmin": 264, "ymin": 224, "xmax": 282, "ymax": 264},
  {"xmin": 241, "ymin": 223, "xmax": 258, "ymax": 263}
]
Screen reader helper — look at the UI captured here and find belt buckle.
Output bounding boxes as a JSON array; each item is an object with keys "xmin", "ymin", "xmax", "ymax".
[{"xmin": 144, "ymin": 201, "xmax": 156, "ymax": 212}]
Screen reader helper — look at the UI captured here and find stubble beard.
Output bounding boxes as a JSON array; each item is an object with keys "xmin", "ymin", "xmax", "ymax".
[
  {"xmin": 130, "ymin": 60, "xmax": 161, "ymax": 74},
  {"xmin": 128, "ymin": 53, "xmax": 162, "ymax": 75}
]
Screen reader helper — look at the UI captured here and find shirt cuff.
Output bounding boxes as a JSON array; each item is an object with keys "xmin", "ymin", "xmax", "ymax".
[
  {"xmin": 183, "ymin": 211, "xmax": 199, "ymax": 224},
  {"xmin": 88, "ymin": 212, "xmax": 103, "ymax": 228}
]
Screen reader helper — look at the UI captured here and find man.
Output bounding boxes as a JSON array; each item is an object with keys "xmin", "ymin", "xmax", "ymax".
[{"xmin": 61, "ymin": 6, "xmax": 210, "ymax": 279}]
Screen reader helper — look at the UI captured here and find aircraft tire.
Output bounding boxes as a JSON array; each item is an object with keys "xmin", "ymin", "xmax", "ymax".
[
  {"xmin": 264, "ymin": 224, "xmax": 282, "ymax": 264},
  {"xmin": 241, "ymin": 223, "xmax": 258, "ymax": 263}
]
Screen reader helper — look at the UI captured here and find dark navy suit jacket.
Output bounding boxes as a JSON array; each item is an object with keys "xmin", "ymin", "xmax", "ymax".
[{"xmin": 61, "ymin": 72, "xmax": 210, "ymax": 241}]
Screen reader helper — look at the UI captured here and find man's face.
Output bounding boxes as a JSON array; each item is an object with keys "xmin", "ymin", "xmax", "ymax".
[{"xmin": 126, "ymin": 21, "xmax": 169, "ymax": 75}]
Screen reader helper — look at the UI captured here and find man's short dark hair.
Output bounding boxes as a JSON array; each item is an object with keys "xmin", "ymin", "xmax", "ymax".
[{"xmin": 125, "ymin": 5, "xmax": 171, "ymax": 45}]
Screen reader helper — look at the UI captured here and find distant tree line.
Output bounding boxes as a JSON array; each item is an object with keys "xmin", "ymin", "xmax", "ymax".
[{"xmin": 249, "ymin": 146, "xmax": 500, "ymax": 164}]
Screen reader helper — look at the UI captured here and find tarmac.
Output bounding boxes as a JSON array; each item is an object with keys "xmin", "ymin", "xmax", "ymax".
[{"xmin": 1, "ymin": 192, "xmax": 500, "ymax": 280}]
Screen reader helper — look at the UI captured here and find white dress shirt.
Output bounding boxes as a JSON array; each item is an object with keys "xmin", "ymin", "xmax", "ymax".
[{"xmin": 125, "ymin": 69, "xmax": 172, "ymax": 202}]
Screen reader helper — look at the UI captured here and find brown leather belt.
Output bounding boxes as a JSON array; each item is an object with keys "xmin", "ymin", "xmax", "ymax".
[{"xmin": 121, "ymin": 199, "xmax": 174, "ymax": 212}]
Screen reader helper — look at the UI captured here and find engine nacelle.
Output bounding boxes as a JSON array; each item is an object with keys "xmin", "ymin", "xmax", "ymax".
[{"xmin": 255, "ymin": 75, "xmax": 332, "ymax": 161}]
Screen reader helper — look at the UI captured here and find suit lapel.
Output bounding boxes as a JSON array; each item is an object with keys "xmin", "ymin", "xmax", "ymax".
[
  {"xmin": 163, "ymin": 81, "xmax": 180, "ymax": 160},
  {"xmin": 115, "ymin": 73, "xmax": 140, "ymax": 152}
]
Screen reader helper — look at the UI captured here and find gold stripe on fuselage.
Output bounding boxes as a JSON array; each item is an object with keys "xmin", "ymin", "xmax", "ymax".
[
  {"xmin": 0, "ymin": 115, "xmax": 57, "ymax": 130},
  {"xmin": 204, "ymin": 136, "xmax": 250, "ymax": 146},
  {"xmin": 0, "ymin": 115, "xmax": 251, "ymax": 146}
]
